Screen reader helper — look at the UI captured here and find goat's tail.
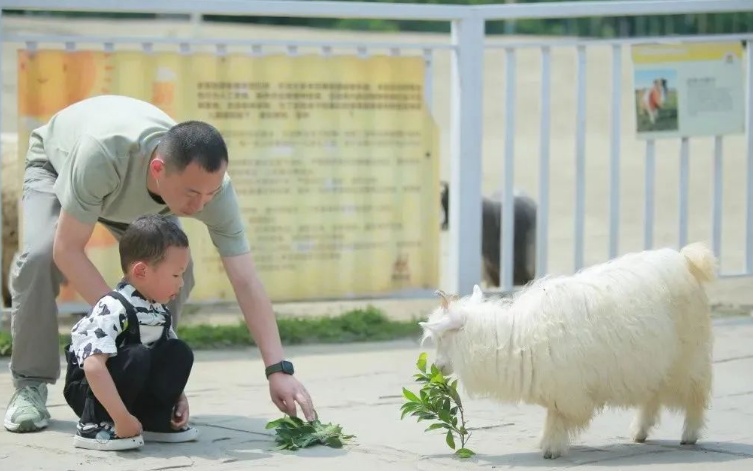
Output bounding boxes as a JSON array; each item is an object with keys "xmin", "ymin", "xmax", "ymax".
[{"xmin": 680, "ymin": 242, "xmax": 718, "ymax": 284}]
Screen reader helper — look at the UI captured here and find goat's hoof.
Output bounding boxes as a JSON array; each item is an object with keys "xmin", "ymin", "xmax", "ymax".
[
  {"xmin": 681, "ymin": 431, "xmax": 699, "ymax": 445},
  {"xmin": 542, "ymin": 449, "xmax": 561, "ymax": 459}
]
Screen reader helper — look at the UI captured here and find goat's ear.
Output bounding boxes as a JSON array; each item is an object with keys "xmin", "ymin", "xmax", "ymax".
[
  {"xmin": 471, "ymin": 284, "xmax": 484, "ymax": 302},
  {"xmin": 419, "ymin": 312, "xmax": 464, "ymax": 335}
]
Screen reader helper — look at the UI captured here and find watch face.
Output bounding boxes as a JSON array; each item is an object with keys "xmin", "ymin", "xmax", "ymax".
[{"xmin": 282, "ymin": 361, "xmax": 294, "ymax": 374}]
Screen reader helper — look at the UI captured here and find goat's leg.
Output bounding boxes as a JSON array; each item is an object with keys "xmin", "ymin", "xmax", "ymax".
[
  {"xmin": 630, "ymin": 397, "xmax": 661, "ymax": 443},
  {"xmin": 681, "ymin": 378, "xmax": 710, "ymax": 445},
  {"xmin": 539, "ymin": 408, "xmax": 573, "ymax": 459}
]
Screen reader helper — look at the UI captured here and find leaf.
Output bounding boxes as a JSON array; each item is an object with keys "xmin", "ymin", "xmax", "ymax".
[
  {"xmin": 325, "ymin": 437, "xmax": 343, "ymax": 448},
  {"xmin": 400, "ymin": 402, "xmax": 422, "ymax": 420},
  {"xmin": 456, "ymin": 448, "xmax": 476, "ymax": 459},
  {"xmin": 266, "ymin": 414, "xmax": 354, "ymax": 451},
  {"xmin": 448, "ymin": 387, "xmax": 462, "ymax": 404},
  {"xmin": 265, "ymin": 418, "xmax": 286, "ymax": 429},
  {"xmin": 424, "ymin": 423, "xmax": 447, "ymax": 432},
  {"xmin": 402, "ymin": 387, "xmax": 421, "ymax": 403},
  {"xmin": 438, "ymin": 407, "xmax": 451, "ymax": 424},
  {"xmin": 446, "ymin": 430, "xmax": 456, "ymax": 450},
  {"xmin": 417, "ymin": 352, "xmax": 427, "ymax": 373}
]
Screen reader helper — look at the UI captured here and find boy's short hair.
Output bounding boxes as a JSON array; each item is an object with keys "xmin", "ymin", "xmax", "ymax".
[{"xmin": 119, "ymin": 215, "xmax": 189, "ymax": 273}]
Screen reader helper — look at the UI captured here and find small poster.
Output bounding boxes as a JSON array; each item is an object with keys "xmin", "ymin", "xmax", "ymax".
[{"xmin": 631, "ymin": 41, "xmax": 745, "ymax": 139}]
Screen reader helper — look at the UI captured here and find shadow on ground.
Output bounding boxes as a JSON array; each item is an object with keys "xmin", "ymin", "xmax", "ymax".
[{"xmin": 465, "ymin": 440, "xmax": 753, "ymax": 468}]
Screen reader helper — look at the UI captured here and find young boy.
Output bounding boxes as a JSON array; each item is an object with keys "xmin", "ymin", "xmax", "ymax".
[{"xmin": 63, "ymin": 214, "xmax": 199, "ymax": 451}]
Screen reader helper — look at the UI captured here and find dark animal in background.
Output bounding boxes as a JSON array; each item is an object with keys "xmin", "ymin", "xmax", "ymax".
[{"xmin": 440, "ymin": 182, "xmax": 536, "ymax": 288}]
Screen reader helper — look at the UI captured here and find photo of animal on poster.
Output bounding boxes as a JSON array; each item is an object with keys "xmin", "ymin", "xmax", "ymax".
[{"xmin": 634, "ymin": 69, "xmax": 679, "ymax": 133}]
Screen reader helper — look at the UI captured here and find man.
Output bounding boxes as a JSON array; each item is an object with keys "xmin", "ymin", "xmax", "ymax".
[{"xmin": 5, "ymin": 95, "xmax": 315, "ymax": 432}]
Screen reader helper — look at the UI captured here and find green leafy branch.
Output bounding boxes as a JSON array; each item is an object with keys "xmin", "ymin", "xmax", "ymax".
[
  {"xmin": 265, "ymin": 415, "xmax": 355, "ymax": 451},
  {"xmin": 400, "ymin": 352, "xmax": 475, "ymax": 459}
]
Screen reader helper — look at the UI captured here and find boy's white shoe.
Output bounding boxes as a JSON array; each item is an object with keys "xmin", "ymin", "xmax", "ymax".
[
  {"xmin": 4, "ymin": 384, "xmax": 50, "ymax": 432},
  {"xmin": 73, "ymin": 422, "xmax": 144, "ymax": 451},
  {"xmin": 142, "ymin": 426, "xmax": 200, "ymax": 443}
]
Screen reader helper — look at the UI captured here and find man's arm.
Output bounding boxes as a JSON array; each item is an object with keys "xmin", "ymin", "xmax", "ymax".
[
  {"xmin": 222, "ymin": 252, "xmax": 315, "ymax": 421},
  {"xmin": 52, "ymin": 209, "xmax": 111, "ymax": 305},
  {"xmin": 52, "ymin": 135, "xmax": 120, "ymax": 306}
]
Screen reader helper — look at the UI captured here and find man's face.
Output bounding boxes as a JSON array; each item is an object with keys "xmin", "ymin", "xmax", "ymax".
[{"xmin": 152, "ymin": 158, "xmax": 226, "ymax": 216}]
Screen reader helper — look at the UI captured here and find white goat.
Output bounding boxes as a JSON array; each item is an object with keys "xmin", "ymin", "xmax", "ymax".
[{"xmin": 420, "ymin": 243, "xmax": 716, "ymax": 459}]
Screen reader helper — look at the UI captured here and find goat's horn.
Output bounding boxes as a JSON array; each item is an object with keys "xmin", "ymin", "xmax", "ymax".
[{"xmin": 435, "ymin": 289, "xmax": 450, "ymax": 309}]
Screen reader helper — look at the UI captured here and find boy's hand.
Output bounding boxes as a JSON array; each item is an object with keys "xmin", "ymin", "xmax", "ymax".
[
  {"xmin": 114, "ymin": 413, "xmax": 142, "ymax": 438},
  {"xmin": 268, "ymin": 373, "xmax": 315, "ymax": 422},
  {"xmin": 171, "ymin": 393, "xmax": 190, "ymax": 430}
]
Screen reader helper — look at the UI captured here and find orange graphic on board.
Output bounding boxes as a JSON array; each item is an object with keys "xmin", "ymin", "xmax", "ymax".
[{"xmin": 18, "ymin": 50, "xmax": 98, "ymax": 118}]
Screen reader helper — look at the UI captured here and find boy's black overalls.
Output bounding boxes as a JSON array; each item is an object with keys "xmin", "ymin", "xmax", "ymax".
[{"xmin": 63, "ymin": 289, "xmax": 194, "ymax": 432}]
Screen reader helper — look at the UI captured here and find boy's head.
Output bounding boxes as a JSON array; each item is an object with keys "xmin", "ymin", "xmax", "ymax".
[{"xmin": 119, "ymin": 215, "xmax": 190, "ymax": 304}]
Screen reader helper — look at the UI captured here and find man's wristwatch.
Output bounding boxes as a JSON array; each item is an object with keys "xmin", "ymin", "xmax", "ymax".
[{"xmin": 265, "ymin": 360, "xmax": 294, "ymax": 379}]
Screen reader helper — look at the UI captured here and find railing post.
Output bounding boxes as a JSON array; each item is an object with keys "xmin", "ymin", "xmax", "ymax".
[
  {"xmin": 0, "ymin": 9, "xmax": 4, "ymax": 315},
  {"xmin": 449, "ymin": 14, "xmax": 484, "ymax": 296}
]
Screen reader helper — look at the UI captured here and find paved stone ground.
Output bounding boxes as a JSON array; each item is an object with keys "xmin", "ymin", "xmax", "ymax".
[{"xmin": 1, "ymin": 315, "xmax": 752, "ymax": 470}]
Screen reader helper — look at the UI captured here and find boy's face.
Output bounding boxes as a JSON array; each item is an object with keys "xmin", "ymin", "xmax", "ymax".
[{"xmin": 138, "ymin": 246, "xmax": 191, "ymax": 304}]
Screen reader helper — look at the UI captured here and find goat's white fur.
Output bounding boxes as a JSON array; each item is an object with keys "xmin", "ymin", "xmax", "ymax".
[{"xmin": 420, "ymin": 243, "xmax": 716, "ymax": 459}]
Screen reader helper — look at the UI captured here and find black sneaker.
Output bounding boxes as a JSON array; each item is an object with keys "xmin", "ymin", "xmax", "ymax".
[
  {"xmin": 73, "ymin": 422, "xmax": 144, "ymax": 451},
  {"xmin": 142, "ymin": 425, "xmax": 200, "ymax": 443}
]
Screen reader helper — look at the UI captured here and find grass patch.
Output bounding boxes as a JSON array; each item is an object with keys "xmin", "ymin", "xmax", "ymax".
[{"xmin": 0, "ymin": 306, "xmax": 421, "ymax": 357}]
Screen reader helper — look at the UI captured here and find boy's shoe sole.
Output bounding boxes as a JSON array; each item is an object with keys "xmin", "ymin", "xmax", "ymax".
[
  {"xmin": 73, "ymin": 433, "xmax": 144, "ymax": 451},
  {"xmin": 3, "ymin": 417, "xmax": 48, "ymax": 433},
  {"xmin": 142, "ymin": 427, "xmax": 200, "ymax": 443}
]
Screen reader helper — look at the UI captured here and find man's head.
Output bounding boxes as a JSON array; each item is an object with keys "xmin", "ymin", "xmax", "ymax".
[
  {"xmin": 120, "ymin": 215, "xmax": 190, "ymax": 304},
  {"xmin": 150, "ymin": 121, "xmax": 228, "ymax": 216}
]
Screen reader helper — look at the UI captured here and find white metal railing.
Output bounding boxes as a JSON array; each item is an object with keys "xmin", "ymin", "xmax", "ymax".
[
  {"xmin": 483, "ymin": 31, "xmax": 753, "ymax": 290},
  {"xmin": 0, "ymin": 0, "xmax": 752, "ymax": 309}
]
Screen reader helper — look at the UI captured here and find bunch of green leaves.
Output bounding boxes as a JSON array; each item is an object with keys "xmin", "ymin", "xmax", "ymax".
[
  {"xmin": 265, "ymin": 415, "xmax": 355, "ymax": 451},
  {"xmin": 400, "ymin": 352, "xmax": 475, "ymax": 459}
]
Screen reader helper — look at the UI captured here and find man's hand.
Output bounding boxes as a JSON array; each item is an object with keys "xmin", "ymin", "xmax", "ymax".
[
  {"xmin": 268, "ymin": 373, "xmax": 315, "ymax": 422},
  {"xmin": 114, "ymin": 412, "xmax": 143, "ymax": 438},
  {"xmin": 171, "ymin": 393, "xmax": 190, "ymax": 430}
]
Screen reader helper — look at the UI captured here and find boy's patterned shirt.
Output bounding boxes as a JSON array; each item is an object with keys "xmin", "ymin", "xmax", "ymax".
[{"xmin": 69, "ymin": 280, "xmax": 177, "ymax": 366}]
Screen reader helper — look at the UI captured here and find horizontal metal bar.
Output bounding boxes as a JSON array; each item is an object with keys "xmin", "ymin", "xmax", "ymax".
[
  {"xmin": 4, "ymin": 33, "xmax": 454, "ymax": 51},
  {"xmin": 4, "ymin": 0, "xmax": 748, "ymax": 28},
  {"xmin": 4, "ymin": 0, "xmax": 747, "ymax": 21},
  {"xmin": 0, "ymin": 0, "xmax": 468, "ymax": 20},
  {"xmin": 475, "ymin": 0, "xmax": 753, "ymax": 21},
  {"xmin": 485, "ymin": 32, "xmax": 753, "ymax": 50},
  {"xmin": 717, "ymin": 271, "xmax": 753, "ymax": 279}
]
